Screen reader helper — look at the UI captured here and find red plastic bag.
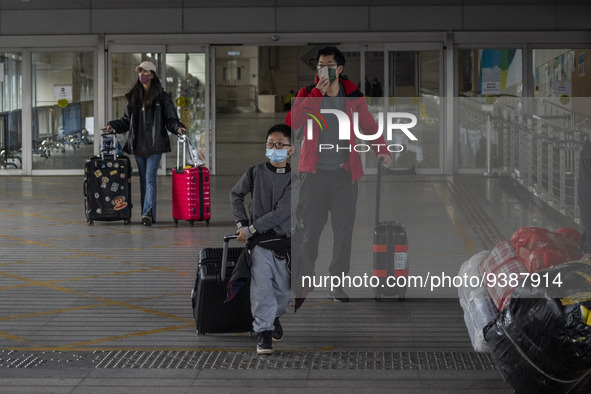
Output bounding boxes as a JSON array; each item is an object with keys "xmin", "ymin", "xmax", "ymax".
[
  {"xmin": 525, "ymin": 241, "xmax": 568, "ymax": 273},
  {"xmin": 510, "ymin": 227, "xmax": 581, "ymax": 273}
]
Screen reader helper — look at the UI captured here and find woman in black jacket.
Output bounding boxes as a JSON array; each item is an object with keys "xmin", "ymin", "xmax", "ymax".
[{"xmin": 104, "ymin": 61, "xmax": 186, "ymax": 226}]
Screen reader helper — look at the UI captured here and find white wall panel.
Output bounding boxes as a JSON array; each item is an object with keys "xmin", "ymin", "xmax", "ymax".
[
  {"xmin": 182, "ymin": 7, "xmax": 275, "ymax": 33},
  {"xmin": 276, "ymin": 7, "xmax": 369, "ymax": 33},
  {"xmin": 463, "ymin": 6, "xmax": 556, "ymax": 31},
  {"xmin": 558, "ymin": 6, "xmax": 591, "ymax": 30},
  {"xmin": 1, "ymin": 10, "xmax": 91, "ymax": 35},
  {"xmin": 0, "ymin": 3, "xmax": 590, "ymax": 35},
  {"xmin": 91, "ymin": 9, "xmax": 182, "ymax": 34},
  {"xmin": 369, "ymin": 6, "xmax": 462, "ymax": 32}
]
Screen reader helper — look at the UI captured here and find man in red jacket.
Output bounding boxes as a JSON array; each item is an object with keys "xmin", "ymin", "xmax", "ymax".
[{"xmin": 286, "ymin": 46, "xmax": 391, "ymax": 302}]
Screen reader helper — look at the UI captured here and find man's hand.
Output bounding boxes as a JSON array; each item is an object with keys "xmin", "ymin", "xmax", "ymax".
[
  {"xmin": 103, "ymin": 125, "xmax": 114, "ymax": 133},
  {"xmin": 178, "ymin": 127, "xmax": 187, "ymax": 135},
  {"xmin": 315, "ymin": 77, "xmax": 330, "ymax": 95},
  {"xmin": 377, "ymin": 153, "xmax": 392, "ymax": 165}
]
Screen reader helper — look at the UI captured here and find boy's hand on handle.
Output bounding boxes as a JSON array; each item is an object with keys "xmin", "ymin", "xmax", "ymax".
[
  {"xmin": 236, "ymin": 228, "xmax": 248, "ymax": 243},
  {"xmin": 178, "ymin": 127, "xmax": 187, "ymax": 135}
]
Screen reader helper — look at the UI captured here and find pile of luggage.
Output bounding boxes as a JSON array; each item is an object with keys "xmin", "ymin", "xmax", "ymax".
[{"xmin": 458, "ymin": 226, "xmax": 591, "ymax": 393}]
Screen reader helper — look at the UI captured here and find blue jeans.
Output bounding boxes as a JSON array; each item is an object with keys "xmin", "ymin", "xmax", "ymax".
[{"xmin": 135, "ymin": 153, "xmax": 161, "ymax": 221}]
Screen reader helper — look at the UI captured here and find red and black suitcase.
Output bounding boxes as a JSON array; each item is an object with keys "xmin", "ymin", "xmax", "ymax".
[
  {"xmin": 191, "ymin": 235, "xmax": 253, "ymax": 334},
  {"xmin": 373, "ymin": 158, "xmax": 409, "ymax": 300},
  {"xmin": 172, "ymin": 135, "xmax": 211, "ymax": 226},
  {"xmin": 84, "ymin": 132, "xmax": 132, "ymax": 225}
]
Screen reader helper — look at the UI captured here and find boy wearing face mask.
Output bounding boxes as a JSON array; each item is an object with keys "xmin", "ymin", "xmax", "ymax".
[{"xmin": 229, "ymin": 123, "xmax": 294, "ymax": 355}]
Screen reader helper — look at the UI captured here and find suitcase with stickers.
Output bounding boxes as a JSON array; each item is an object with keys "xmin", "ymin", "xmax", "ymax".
[
  {"xmin": 84, "ymin": 132, "xmax": 132, "ymax": 225},
  {"xmin": 373, "ymin": 158, "xmax": 409, "ymax": 300}
]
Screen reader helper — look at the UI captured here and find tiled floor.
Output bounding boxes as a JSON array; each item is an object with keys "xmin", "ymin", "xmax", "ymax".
[{"xmin": 0, "ymin": 168, "xmax": 580, "ymax": 392}]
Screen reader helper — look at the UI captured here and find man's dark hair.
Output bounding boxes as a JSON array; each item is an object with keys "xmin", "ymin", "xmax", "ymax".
[
  {"xmin": 267, "ymin": 123, "xmax": 292, "ymax": 142},
  {"xmin": 316, "ymin": 46, "xmax": 346, "ymax": 67}
]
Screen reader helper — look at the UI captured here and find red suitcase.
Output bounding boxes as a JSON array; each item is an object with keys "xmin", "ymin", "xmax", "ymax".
[
  {"xmin": 373, "ymin": 157, "xmax": 409, "ymax": 301},
  {"xmin": 172, "ymin": 136, "xmax": 211, "ymax": 226}
]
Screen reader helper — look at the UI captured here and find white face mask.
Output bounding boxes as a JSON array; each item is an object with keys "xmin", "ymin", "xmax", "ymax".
[{"xmin": 266, "ymin": 148, "xmax": 289, "ymax": 163}]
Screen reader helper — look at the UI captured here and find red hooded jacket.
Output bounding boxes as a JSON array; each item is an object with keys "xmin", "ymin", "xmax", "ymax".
[{"xmin": 285, "ymin": 76, "xmax": 390, "ymax": 182}]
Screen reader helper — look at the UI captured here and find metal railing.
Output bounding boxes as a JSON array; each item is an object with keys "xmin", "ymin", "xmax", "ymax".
[{"xmin": 489, "ymin": 99, "xmax": 591, "ymax": 224}]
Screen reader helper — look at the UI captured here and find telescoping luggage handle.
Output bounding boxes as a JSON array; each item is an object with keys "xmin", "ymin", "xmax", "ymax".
[
  {"xmin": 99, "ymin": 129, "xmax": 120, "ymax": 161},
  {"xmin": 177, "ymin": 134, "xmax": 187, "ymax": 171},
  {"xmin": 221, "ymin": 234, "xmax": 239, "ymax": 281},
  {"xmin": 177, "ymin": 134, "xmax": 206, "ymax": 171},
  {"xmin": 375, "ymin": 157, "xmax": 385, "ymax": 226}
]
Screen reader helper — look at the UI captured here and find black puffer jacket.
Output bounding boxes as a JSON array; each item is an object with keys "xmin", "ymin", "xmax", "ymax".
[{"xmin": 108, "ymin": 91, "xmax": 185, "ymax": 155}]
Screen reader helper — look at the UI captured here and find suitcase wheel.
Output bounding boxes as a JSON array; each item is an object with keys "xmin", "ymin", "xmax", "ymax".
[
  {"xmin": 87, "ymin": 219, "xmax": 94, "ymax": 226},
  {"xmin": 124, "ymin": 219, "xmax": 131, "ymax": 225},
  {"xmin": 399, "ymin": 297, "xmax": 405, "ymax": 302},
  {"xmin": 174, "ymin": 218, "xmax": 178, "ymax": 226},
  {"xmin": 189, "ymin": 220, "xmax": 195, "ymax": 226},
  {"xmin": 206, "ymin": 219, "xmax": 210, "ymax": 226}
]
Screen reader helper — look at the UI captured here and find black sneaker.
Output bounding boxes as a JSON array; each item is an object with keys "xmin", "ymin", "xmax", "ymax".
[
  {"xmin": 272, "ymin": 317, "xmax": 283, "ymax": 342},
  {"xmin": 141, "ymin": 215, "xmax": 152, "ymax": 226},
  {"xmin": 327, "ymin": 287, "xmax": 349, "ymax": 302},
  {"xmin": 256, "ymin": 330, "xmax": 273, "ymax": 355}
]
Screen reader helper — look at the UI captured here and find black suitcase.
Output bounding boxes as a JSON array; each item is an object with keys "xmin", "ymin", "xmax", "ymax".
[
  {"xmin": 84, "ymin": 133, "xmax": 132, "ymax": 225},
  {"xmin": 191, "ymin": 235, "xmax": 253, "ymax": 335},
  {"xmin": 373, "ymin": 158, "xmax": 409, "ymax": 300}
]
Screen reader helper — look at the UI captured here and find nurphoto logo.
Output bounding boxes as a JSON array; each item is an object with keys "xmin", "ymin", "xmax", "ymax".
[{"xmin": 305, "ymin": 109, "xmax": 418, "ymax": 153}]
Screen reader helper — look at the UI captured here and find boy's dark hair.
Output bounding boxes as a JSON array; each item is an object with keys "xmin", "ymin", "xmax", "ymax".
[
  {"xmin": 267, "ymin": 124, "xmax": 292, "ymax": 142},
  {"xmin": 316, "ymin": 46, "xmax": 346, "ymax": 67}
]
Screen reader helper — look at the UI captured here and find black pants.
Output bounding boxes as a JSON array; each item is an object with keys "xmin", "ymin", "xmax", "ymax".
[
  {"xmin": 298, "ymin": 169, "xmax": 358, "ymax": 276},
  {"xmin": 579, "ymin": 141, "xmax": 591, "ymax": 254}
]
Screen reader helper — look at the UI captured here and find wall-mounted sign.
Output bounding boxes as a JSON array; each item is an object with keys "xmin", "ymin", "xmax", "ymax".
[
  {"xmin": 553, "ymin": 80, "xmax": 572, "ymax": 96},
  {"xmin": 54, "ymin": 85, "xmax": 72, "ymax": 107},
  {"xmin": 482, "ymin": 67, "xmax": 501, "ymax": 95}
]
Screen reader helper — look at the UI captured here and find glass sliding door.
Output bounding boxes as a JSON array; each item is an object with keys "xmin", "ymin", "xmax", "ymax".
[
  {"xmin": 457, "ymin": 48, "xmax": 523, "ymax": 171},
  {"xmin": 31, "ymin": 51, "xmax": 95, "ymax": 170},
  {"xmin": 108, "ymin": 48, "xmax": 209, "ymax": 174},
  {"xmin": 532, "ymin": 48, "xmax": 591, "ymax": 123},
  {"xmin": 214, "ymin": 45, "xmax": 297, "ymax": 175},
  {"xmin": 0, "ymin": 53, "xmax": 22, "ymax": 170},
  {"xmin": 364, "ymin": 50, "xmax": 385, "ymax": 101},
  {"xmin": 384, "ymin": 46, "xmax": 443, "ymax": 172},
  {"xmin": 164, "ymin": 52, "xmax": 208, "ymax": 172}
]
